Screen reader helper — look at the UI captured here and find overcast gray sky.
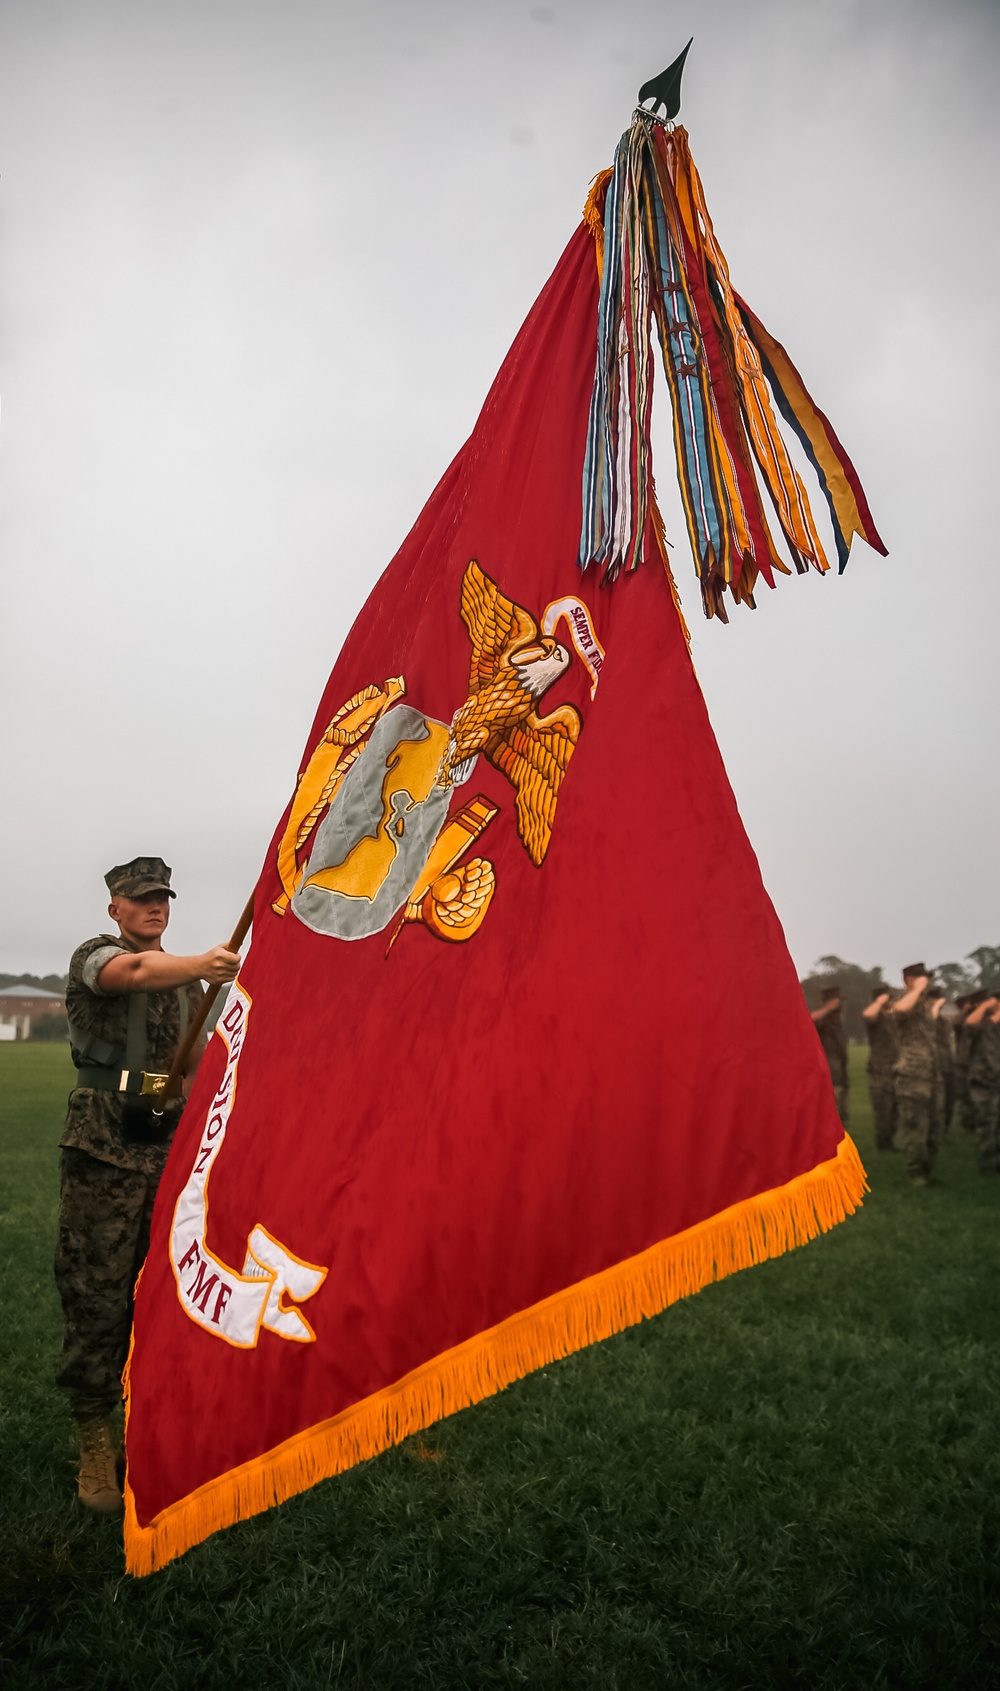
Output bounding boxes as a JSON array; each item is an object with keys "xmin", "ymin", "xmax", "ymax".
[{"xmin": 1, "ymin": 0, "xmax": 997, "ymax": 980}]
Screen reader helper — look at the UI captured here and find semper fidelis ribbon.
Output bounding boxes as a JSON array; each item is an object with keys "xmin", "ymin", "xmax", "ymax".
[{"xmin": 124, "ymin": 104, "xmax": 882, "ymax": 1575}]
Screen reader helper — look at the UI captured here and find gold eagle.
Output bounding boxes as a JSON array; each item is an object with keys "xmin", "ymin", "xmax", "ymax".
[{"xmin": 444, "ymin": 561, "xmax": 581, "ymax": 866}]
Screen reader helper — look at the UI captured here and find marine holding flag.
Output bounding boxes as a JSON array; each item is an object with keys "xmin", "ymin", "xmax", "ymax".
[
  {"xmin": 57, "ymin": 858, "xmax": 240, "ymax": 1513},
  {"xmin": 124, "ymin": 65, "xmax": 882, "ymax": 1573}
]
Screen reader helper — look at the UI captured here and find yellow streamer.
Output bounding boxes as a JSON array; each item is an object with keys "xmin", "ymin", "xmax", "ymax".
[{"xmin": 665, "ymin": 129, "xmax": 831, "ymax": 576}]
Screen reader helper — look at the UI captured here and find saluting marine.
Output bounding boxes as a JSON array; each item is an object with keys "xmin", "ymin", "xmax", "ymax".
[
  {"xmin": 925, "ymin": 985, "xmax": 954, "ymax": 1138},
  {"xmin": 862, "ymin": 983, "xmax": 898, "ymax": 1151},
  {"xmin": 953, "ymin": 993, "xmax": 982, "ymax": 1134},
  {"xmin": 964, "ymin": 991, "xmax": 1000, "ymax": 1175},
  {"xmin": 888, "ymin": 962, "xmax": 941, "ymax": 1186},
  {"xmin": 810, "ymin": 984, "xmax": 849, "ymax": 1125}
]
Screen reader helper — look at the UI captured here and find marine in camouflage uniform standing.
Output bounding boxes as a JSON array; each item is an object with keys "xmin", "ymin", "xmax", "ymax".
[
  {"xmin": 888, "ymin": 963, "xmax": 940, "ymax": 1185},
  {"xmin": 953, "ymin": 994, "xmax": 983, "ymax": 1135},
  {"xmin": 964, "ymin": 993, "xmax": 1000, "ymax": 1174},
  {"xmin": 926, "ymin": 986, "xmax": 954, "ymax": 1138},
  {"xmin": 810, "ymin": 985, "xmax": 848, "ymax": 1124},
  {"xmin": 862, "ymin": 985, "xmax": 897, "ymax": 1150},
  {"xmin": 56, "ymin": 857, "xmax": 240, "ymax": 1512}
]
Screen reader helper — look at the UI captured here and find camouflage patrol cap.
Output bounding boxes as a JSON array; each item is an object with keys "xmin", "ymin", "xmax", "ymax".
[
  {"xmin": 902, "ymin": 961, "xmax": 928, "ymax": 978},
  {"xmin": 105, "ymin": 856, "xmax": 176, "ymax": 899},
  {"xmin": 821, "ymin": 985, "xmax": 841, "ymax": 1000}
]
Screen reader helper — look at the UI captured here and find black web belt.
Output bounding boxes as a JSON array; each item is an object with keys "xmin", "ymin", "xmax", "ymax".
[{"xmin": 70, "ymin": 983, "xmax": 188, "ymax": 1101}]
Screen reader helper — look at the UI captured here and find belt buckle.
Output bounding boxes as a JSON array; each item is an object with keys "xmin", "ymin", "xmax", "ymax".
[{"xmin": 139, "ymin": 1071, "xmax": 169, "ymax": 1099}]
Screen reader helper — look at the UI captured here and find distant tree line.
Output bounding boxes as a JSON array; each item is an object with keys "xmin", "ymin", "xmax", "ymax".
[
  {"xmin": 801, "ymin": 946, "xmax": 1000, "ymax": 1043},
  {"xmin": 931, "ymin": 947, "xmax": 1000, "ymax": 1001}
]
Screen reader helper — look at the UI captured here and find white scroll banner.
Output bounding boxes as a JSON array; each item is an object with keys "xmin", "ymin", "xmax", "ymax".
[
  {"xmin": 541, "ymin": 596, "xmax": 606, "ymax": 700},
  {"xmin": 169, "ymin": 984, "xmax": 327, "ymax": 1348}
]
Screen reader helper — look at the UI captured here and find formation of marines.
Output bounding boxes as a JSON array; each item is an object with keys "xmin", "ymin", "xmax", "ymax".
[{"xmin": 810, "ymin": 967, "xmax": 1000, "ymax": 1185}]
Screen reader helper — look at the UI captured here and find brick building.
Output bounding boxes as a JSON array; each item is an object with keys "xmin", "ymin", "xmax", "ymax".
[{"xmin": 0, "ymin": 983, "xmax": 66, "ymax": 1040}]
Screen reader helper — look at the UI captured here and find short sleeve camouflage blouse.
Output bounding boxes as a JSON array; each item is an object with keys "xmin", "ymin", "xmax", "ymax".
[
  {"xmin": 866, "ymin": 1006, "xmax": 898, "ymax": 1072},
  {"xmin": 890, "ymin": 995, "xmax": 938, "ymax": 1090},
  {"xmin": 816, "ymin": 1006, "xmax": 847, "ymax": 1071}
]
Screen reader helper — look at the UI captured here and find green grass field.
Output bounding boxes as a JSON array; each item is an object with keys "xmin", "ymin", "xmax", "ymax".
[{"xmin": 1, "ymin": 1044, "xmax": 998, "ymax": 1689}]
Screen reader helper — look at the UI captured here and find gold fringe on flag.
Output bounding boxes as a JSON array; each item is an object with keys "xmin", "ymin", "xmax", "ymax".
[
  {"xmin": 582, "ymin": 167, "xmax": 614, "ymax": 279},
  {"xmin": 124, "ymin": 1132, "xmax": 866, "ymax": 1576}
]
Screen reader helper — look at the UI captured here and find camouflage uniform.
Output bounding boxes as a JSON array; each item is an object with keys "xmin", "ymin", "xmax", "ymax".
[
  {"xmin": 54, "ymin": 934, "xmax": 201, "ymax": 1419},
  {"xmin": 866, "ymin": 1007, "xmax": 898, "ymax": 1150},
  {"xmin": 934, "ymin": 1011, "xmax": 955, "ymax": 1137},
  {"xmin": 816, "ymin": 1005, "xmax": 849, "ymax": 1124},
  {"xmin": 967, "ymin": 1020, "xmax": 1000, "ymax": 1175},
  {"xmin": 954, "ymin": 1016, "xmax": 976, "ymax": 1133},
  {"xmin": 891, "ymin": 994, "xmax": 940, "ymax": 1180}
]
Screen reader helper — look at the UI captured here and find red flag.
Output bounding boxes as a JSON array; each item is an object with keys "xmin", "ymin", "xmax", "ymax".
[{"xmin": 124, "ymin": 218, "xmax": 864, "ymax": 1575}]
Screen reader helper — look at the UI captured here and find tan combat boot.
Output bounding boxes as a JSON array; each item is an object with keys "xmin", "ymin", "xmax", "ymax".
[{"xmin": 76, "ymin": 1416, "xmax": 124, "ymax": 1514}]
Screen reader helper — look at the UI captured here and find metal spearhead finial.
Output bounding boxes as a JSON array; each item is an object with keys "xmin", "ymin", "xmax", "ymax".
[{"xmin": 637, "ymin": 39, "xmax": 693, "ymax": 120}]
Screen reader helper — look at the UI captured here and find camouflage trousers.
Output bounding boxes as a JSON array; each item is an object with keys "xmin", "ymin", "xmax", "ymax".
[
  {"xmin": 54, "ymin": 1148, "xmax": 163, "ymax": 1420},
  {"xmin": 827, "ymin": 1060, "xmax": 849, "ymax": 1126},
  {"xmin": 941, "ymin": 1070, "xmax": 956, "ymax": 1135},
  {"xmin": 895, "ymin": 1085, "xmax": 939, "ymax": 1180},
  {"xmin": 868, "ymin": 1068, "xmax": 897, "ymax": 1150},
  {"xmin": 966, "ymin": 1082, "xmax": 1000, "ymax": 1175}
]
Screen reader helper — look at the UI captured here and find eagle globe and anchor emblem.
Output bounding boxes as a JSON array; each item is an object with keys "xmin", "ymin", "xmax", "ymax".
[{"xmin": 271, "ymin": 561, "xmax": 605, "ymax": 948}]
